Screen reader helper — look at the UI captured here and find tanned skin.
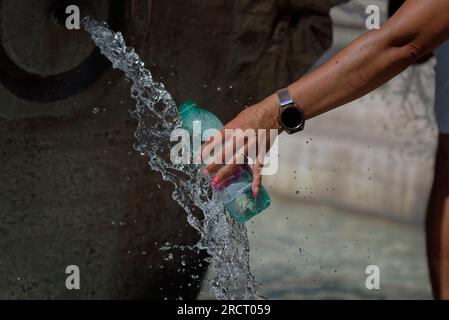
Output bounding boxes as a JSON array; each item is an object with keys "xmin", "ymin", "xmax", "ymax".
[
  {"xmin": 427, "ymin": 134, "xmax": 449, "ymax": 299},
  {"xmin": 200, "ymin": 0, "xmax": 449, "ymax": 298}
]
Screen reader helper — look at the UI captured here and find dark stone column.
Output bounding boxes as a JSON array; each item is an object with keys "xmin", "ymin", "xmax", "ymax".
[{"xmin": 0, "ymin": 0, "xmax": 345, "ymax": 299}]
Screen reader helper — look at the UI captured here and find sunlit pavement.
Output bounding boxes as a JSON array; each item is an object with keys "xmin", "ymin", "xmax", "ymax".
[{"xmin": 199, "ymin": 194, "xmax": 432, "ymax": 300}]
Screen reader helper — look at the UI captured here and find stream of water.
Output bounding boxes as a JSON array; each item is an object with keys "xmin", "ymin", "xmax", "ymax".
[{"xmin": 82, "ymin": 17, "xmax": 262, "ymax": 300}]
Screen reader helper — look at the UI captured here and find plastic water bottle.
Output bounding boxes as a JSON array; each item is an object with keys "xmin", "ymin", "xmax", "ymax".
[{"xmin": 178, "ymin": 101, "xmax": 271, "ymax": 224}]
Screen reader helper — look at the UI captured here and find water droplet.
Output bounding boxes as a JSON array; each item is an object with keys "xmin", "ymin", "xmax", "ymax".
[{"xmin": 83, "ymin": 18, "xmax": 261, "ymax": 300}]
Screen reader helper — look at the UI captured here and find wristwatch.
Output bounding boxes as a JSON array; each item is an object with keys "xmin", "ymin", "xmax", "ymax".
[{"xmin": 277, "ymin": 88, "xmax": 305, "ymax": 134}]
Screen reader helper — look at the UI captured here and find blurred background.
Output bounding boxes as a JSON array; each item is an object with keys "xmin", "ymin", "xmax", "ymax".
[{"xmin": 200, "ymin": 0, "xmax": 437, "ymax": 299}]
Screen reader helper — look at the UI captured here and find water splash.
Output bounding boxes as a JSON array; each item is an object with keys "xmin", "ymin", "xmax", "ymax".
[{"xmin": 81, "ymin": 17, "xmax": 262, "ymax": 300}]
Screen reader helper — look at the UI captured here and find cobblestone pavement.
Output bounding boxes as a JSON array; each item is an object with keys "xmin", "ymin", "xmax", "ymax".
[{"xmin": 199, "ymin": 195, "xmax": 432, "ymax": 300}]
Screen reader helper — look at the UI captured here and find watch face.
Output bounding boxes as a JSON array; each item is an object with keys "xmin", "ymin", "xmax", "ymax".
[{"xmin": 280, "ymin": 105, "xmax": 305, "ymax": 131}]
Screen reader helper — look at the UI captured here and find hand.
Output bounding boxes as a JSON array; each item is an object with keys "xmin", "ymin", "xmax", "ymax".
[{"xmin": 199, "ymin": 94, "xmax": 280, "ymax": 198}]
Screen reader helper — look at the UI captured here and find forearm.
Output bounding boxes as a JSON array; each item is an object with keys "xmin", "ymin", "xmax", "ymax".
[
  {"xmin": 202, "ymin": 0, "xmax": 449, "ymax": 192},
  {"xmin": 259, "ymin": 0, "xmax": 449, "ymax": 122},
  {"xmin": 288, "ymin": 29, "xmax": 418, "ymax": 119}
]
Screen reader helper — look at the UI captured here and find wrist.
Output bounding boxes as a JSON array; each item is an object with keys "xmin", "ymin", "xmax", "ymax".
[
  {"xmin": 270, "ymin": 86, "xmax": 307, "ymax": 134},
  {"xmin": 259, "ymin": 94, "xmax": 281, "ymax": 130}
]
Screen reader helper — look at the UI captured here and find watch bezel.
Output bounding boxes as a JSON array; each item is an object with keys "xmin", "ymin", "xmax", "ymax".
[{"xmin": 279, "ymin": 102, "xmax": 305, "ymax": 134}]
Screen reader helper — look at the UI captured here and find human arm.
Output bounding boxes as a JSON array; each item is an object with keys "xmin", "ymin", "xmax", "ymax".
[{"xmin": 201, "ymin": 0, "xmax": 449, "ymax": 196}]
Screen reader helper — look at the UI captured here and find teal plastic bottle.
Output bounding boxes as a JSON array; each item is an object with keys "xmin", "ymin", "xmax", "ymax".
[{"xmin": 178, "ymin": 101, "xmax": 271, "ymax": 224}]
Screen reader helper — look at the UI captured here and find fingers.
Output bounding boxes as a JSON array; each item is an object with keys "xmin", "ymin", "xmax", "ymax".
[
  {"xmin": 210, "ymin": 163, "xmax": 240, "ymax": 189},
  {"xmin": 198, "ymin": 127, "xmax": 228, "ymax": 166},
  {"xmin": 197, "ymin": 119, "xmax": 267, "ymax": 194},
  {"xmin": 203, "ymin": 135, "xmax": 233, "ymax": 175},
  {"xmin": 202, "ymin": 149, "xmax": 224, "ymax": 177},
  {"xmin": 203, "ymin": 129, "xmax": 252, "ymax": 174},
  {"xmin": 252, "ymin": 160, "xmax": 263, "ymax": 198},
  {"xmin": 208, "ymin": 142, "xmax": 250, "ymax": 187}
]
